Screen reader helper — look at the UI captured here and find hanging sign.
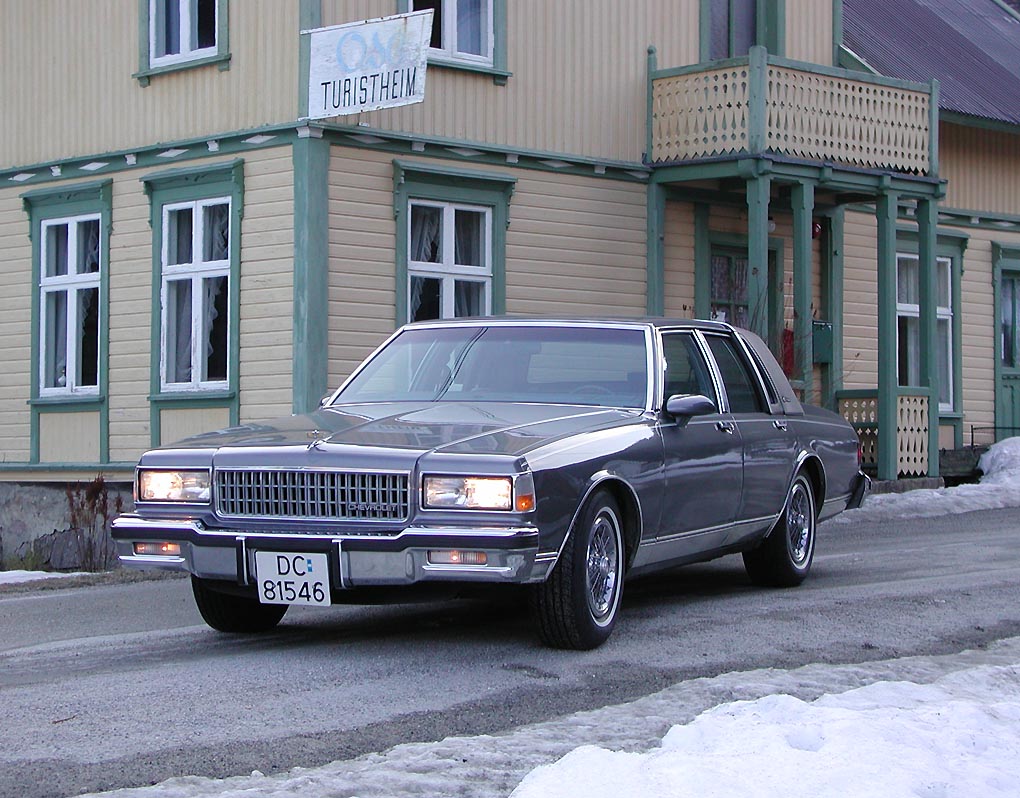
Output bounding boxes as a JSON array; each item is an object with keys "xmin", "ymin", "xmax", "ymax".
[{"xmin": 304, "ymin": 10, "xmax": 433, "ymax": 119}]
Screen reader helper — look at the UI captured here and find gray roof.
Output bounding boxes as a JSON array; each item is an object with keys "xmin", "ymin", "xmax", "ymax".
[{"xmin": 843, "ymin": 0, "xmax": 1020, "ymax": 126}]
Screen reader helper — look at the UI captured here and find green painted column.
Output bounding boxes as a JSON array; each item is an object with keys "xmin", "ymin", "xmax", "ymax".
[
  {"xmin": 792, "ymin": 182, "xmax": 815, "ymax": 399},
  {"xmin": 917, "ymin": 197, "xmax": 940, "ymax": 476},
  {"xmin": 694, "ymin": 203, "xmax": 711, "ymax": 319},
  {"xmin": 746, "ymin": 169, "xmax": 772, "ymax": 341},
  {"xmin": 821, "ymin": 208, "xmax": 845, "ymax": 409},
  {"xmin": 876, "ymin": 192, "xmax": 900, "ymax": 481},
  {"xmin": 646, "ymin": 179, "xmax": 666, "ymax": 316}
]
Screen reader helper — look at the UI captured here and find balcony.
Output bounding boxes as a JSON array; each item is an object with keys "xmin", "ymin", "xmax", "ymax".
[{"xmin": 648, "ymin": 47, "xmax": 936, "ymax": 176}]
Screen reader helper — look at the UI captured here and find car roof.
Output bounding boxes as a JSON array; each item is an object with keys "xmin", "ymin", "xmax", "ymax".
[{"xmin": 401, "ymin": 316, "xmax": 735, "ymax": 334}]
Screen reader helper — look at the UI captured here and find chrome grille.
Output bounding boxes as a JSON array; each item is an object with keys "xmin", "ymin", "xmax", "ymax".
[{"xmin": 215, "ymin": 469, "xmax": 410, "ymax": 521}]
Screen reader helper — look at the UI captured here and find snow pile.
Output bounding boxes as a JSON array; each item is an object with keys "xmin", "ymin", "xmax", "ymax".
[
  {"xmin": 828, "ymin": 435, "xmax": 1020, "ymax": 524},
  {"xmin": 0, "ymin": 569, "xmax": 86, "ymax": 585},
  {"xmin": 511, "ymin": 664, "xmax": 1020, "ymax": 798}
]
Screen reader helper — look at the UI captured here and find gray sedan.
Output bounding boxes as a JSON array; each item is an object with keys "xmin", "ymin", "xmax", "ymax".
[{"xmin": 112, "ymin": 318, "xmax": 868, "ymax": 649}]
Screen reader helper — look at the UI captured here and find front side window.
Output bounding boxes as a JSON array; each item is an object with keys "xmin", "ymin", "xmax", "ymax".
[
  {"xmin": 896, "ymin": 254, "xmax": 953, "ymax": 411},
  {"xmin": 408, "ymin": 200, "xmax": 492, "ymax": 322},
  {"xmin": 150, "ymin": 0, "xmax": 218, "ymax": 66},
  {"xmin": 160, "ymin": 198, "xmax": 230, "ymax": 390},
  {"xmin": 412, "ymin": 0, "xmax": 493, "ymax": 65},
  {"xmin": 39, "ymin": 215, "xmax": 102, "ymax": 395}
]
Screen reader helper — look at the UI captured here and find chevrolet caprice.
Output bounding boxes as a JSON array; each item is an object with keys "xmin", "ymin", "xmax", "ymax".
[{"xmin": 112, "ymin": 318, "xmax": 869, "ymax": 649}]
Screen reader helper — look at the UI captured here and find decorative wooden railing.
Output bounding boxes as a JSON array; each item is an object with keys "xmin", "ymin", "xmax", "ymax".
[
  {"xmin": 836, "ymin": 389, "xmax": 930, "ymax": 478},
  {"xmin": 648, "ymin": 47, "xmax": 937, "ymax": 176}
]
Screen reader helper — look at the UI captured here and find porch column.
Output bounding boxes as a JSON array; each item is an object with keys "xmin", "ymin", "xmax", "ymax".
[
  {"xmin": 917, "ymin": 197, "xmax": 940, "ymax": 476},
  {"xmin": 792, "ymin": 182, "xmax": 815, "ymax": 398},
  {"xmin": 876, "ymin": 191, "xmax": 900, "ymax": 481},
  {"xmin": 746, "ymin": 168, "xmax": 772, "ymax": 341},
  {"xmin": 646, "ymin": 178, "xmax": 666, "ymax": 315}
]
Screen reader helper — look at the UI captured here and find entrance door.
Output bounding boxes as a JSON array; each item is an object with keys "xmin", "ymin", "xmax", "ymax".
[{"xmin": 998, "ymin": 271, "xmax": 1020, "ymax": 439}]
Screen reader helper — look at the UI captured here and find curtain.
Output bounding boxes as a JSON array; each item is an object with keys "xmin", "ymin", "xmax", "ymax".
[
  {"xmin": 204, "ymin": 203, "xmax": 229, "ymax": 262},
  {"xmin": 456, "ymin": 0, "xmax": 484, "ymax": 56},
  {"xmin": 46, "ymin": 291, "xmax": 68, "ymax": 388},
  {"xmin": 203, "ymin": 276, "xmax": 225, "ymax": 377},
  {"xmin": 169, "ymin": 280, "xmax": 192, "ymax": 382},
  {"xmin": 454, "ymin": 209, "xmax": 482, "ymax": 267}
]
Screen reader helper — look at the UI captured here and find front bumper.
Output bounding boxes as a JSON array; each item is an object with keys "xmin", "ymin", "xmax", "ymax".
[{"xmin": 112, "ymin": 515, "xmax": 549, "ymax": 588}]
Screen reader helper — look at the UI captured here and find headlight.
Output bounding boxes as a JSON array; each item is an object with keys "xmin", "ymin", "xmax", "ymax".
[
  {"xmin": 423, "ymin": 476, "xmax": 513, "ymax": 510},
  {"xmin": 138, "ymin": 469, "xmax": 211, "ymax": 503},
  {"xmin": 422, "ymin": 474, "xmax": 535, "ymax": 512}
]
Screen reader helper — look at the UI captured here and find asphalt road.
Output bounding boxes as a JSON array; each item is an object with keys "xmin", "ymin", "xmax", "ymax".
[{"xmin": 2, "ymin": 507, "xmax": 1020, "ymax": 798}]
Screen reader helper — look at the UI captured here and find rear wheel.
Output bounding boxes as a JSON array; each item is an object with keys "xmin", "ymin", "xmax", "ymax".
[
  {"xmin": 532, "ymin": 490, "xmax": 625, "ymax": 650},
  {"xmin": 743, "ymin": 473, "xmax": 816, "ymax": 587},
  {"xmin": 191, "ymin": 576, "xmax": 288, "ymax": 633}
]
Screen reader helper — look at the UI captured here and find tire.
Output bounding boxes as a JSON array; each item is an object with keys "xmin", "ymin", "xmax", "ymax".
[
  {"xmin": 191, "ymin": 576, "xmax": 288, "ymax": 633},
  {"xmin": 743, "ymin": 472, "xmax": 817, "ymax": 587},
  {"xmin": 532, "ymin": 490, "xmax": 625, "ymax": 650}
]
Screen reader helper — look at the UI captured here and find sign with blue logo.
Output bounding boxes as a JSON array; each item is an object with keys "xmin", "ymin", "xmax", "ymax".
[{"xmin": 304, "ymin": 10, "xmax": 434, "ymax": 119}]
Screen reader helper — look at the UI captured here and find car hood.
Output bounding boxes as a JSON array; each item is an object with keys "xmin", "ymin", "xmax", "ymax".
[{"xmin": 162, "ymin": 402, "xmax": 644, "ymax": 459}]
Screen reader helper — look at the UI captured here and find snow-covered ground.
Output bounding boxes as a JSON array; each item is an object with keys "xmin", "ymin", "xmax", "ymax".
[{"xmin": 34, "ymin": 439, "xmax": 1020, "ymax": 796}]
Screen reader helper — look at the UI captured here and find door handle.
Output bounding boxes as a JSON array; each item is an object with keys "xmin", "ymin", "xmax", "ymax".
[
  {"xmin": 773, "ymin": 419, "xmax": 788, "ymax": 430},
  {"xmin": 715, "ymin": 421, "xmax": 736, "ymax": 434}
]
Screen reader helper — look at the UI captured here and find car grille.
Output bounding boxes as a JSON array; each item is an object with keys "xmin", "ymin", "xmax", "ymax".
[{"xmin": 214, "ymin": 469, "xmax": 410, "ymax": 522}]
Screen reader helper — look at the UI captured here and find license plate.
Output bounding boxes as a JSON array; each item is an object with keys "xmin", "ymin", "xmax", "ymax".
[{"xmin": 255, "ymin": 551, "xmax": 331, "ymax": 606}]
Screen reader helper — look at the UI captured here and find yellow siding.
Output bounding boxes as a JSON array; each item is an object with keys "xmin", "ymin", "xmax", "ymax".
[
  {"xmin": 0, "ymin": 190, "xmax": 32, "ymax": 462},
  {"xmin": 325, "ymin": 147, "xmax": 648, "ymax": 384},
  {"xmin": 940, "ymin": 123, "xmax": 1020, "ymax": 217},
  {"xmin": 785, "ymin": 0, "xmax": 833, "ymax": 66},
  {"xmin": 663, "ymin": 202, "xmax": 696, "ymax": 317},
  {"xmin": 322, "ymin": 0, "xmax": 699, "ymax": 163},
  {"xmin": 3, "ymin": 0, "xmax": 298, "ymax": 166},
  {"xmin": 39, "ymin": 413, "xmax": 100, "ymax": 463},
  {"xmin": 238, "ymin": 149, "xmax": 296, "ymax": 423},
  {"xmin": 842, "ymin": 211, "xmax": 879, "ymax": 392},
  {"xmin": 160, "ymin": 407, "xmax": 231, "ymax": 446}
]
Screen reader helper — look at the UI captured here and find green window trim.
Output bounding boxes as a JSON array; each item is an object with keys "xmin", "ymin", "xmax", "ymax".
[
  {"xmin": 895, "ymin": 229, "xmax": 966, "ymax": 426},
  {"xmin": 22, "ymin": 180, "xmax": 113, "ymax": 465},
  {"xmin": 141, "ymin": 159, "xmax": 244, "ymax": 447},
  {"xmin": 993, "ymin": 243, "xmax": 1020, "ymax": 442},
  {"xmin": 393, "ymin": 159, "xmax": 515, "ymax": 326},
  {"xmin": 135, "ymin": 0, "xmax": 231, "ymax": 86},
  {"xmin": 397, "ymin": 0, "xmax": 510, "ymax": 85},
  {"xmin": 698, "ymin": 0, "xmax": 785, "ymax": 62}
]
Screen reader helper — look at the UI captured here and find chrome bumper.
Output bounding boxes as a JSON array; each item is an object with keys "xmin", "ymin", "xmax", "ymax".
[{"xmin": 112, "ymin": 515, "xmax": 549, "ymax": 587}]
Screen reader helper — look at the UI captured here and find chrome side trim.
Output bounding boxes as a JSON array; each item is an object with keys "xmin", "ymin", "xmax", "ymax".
[
  {"xmin": 647, "ymin": 514, "xmax": 780, "ymax": 547},
  {"xmin": 421, "ymin": 564, "xmax": 514, "ymax": 575},
  {"xmin": 118, "ymin": 554, "xmax": 186, "ymax": 566}
]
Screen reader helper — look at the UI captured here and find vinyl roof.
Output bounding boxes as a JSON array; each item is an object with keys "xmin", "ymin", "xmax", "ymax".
[{"xmin": 843, "ymin": 0, "xmax": 1020, "ymax": 127}]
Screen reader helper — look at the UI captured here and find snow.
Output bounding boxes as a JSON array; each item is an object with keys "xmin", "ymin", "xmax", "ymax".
[
  {"xmin": 0, "ymin": 569, "xmax": 87, "ymax": 585},
  {"xmin": 52, "ymin": 438, "xmax": 1020, "ymax": 796}
]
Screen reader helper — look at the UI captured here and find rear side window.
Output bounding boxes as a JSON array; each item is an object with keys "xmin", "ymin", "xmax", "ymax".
[{"xmin": 704, "ymin": 335, "xmax": 766, "ymax": 414}]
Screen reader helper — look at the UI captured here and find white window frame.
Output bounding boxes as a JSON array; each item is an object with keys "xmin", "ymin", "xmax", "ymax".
[
  {"xmin": 38, "ymin": 214, "xmax": 103, "ymax": 397},
  {"xmin": 149, "ymin": 0, "xmax": 218, "ymax": 67},
  {"xmin": 896, "ymin": 253, "xmax": 954, "ymax": 412},
  {"xmin": 407, "ymin": 199, "xmax": 493, "ymax": 322},
  {"xmin": 159, "ymin": 197, "xmax": 231, "ymax": 392},
  {"xmin": 416, "ymin": 0, "xmax": 494, "ymax": 67}
]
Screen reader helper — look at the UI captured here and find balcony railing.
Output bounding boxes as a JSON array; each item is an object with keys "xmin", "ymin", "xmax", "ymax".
[
  {"xmin": 648, "ymin": 47, "xmax": 937, "ymax": 176},
  {"xmin": 836, "ymin": 389, "xmax": 930, "ymax": 478}
]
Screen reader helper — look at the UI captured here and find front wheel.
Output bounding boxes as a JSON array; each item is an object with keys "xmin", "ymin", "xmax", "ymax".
[
  {"xmin": 191, "ymin": 576, "xmax": 288, "ymax": 633},
  {"xmin": 532, "ymin": 490, "xmax": 625, "ymax": 650},
  {"xmin": 743, "ymin": 473, "xmax": 817, "ymax": 587}
]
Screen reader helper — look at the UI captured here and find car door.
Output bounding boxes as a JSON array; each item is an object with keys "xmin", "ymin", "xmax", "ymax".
[
  {"xmin": 654, "ymin": 331, "xmax": 744, "ymax": 556},
  {"xmin": 702, "ymin": 332, "xmax": 797, "ymax": 542}
]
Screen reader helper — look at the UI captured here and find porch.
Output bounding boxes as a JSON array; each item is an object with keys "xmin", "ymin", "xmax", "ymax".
[{"xmin": 644, "ymin": 46, "xmax": 945, "ymax": 482}]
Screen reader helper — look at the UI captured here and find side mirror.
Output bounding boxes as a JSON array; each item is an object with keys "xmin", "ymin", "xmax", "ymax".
[
  {"xmin": 319, "ymin": 392, "xmax": 335, "ymax": 408},
  {"xmin": 665, "ymin": 393, "xmax": 717, "ymax": 419}
]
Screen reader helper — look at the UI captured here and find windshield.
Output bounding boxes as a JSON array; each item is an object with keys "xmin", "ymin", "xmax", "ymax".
[{"xmin": 334, "ymin": 325, "xmax": 649, "ymax": 408}]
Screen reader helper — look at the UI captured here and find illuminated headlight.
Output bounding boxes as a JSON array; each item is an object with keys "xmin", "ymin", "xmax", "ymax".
[
  {"xmin": 423, "ymin": 473, "xmax": 536, "ymax": 512},
  {"xmin": 138, "ymin": 469, "xmax": 211, "ymax": 503}
]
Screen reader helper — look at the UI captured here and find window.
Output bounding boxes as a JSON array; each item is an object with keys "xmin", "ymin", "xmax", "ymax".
[
  {"xmin": 709, "ymin": 0, "xmax": 757, "ymax": 59},
  {"xmin": 408, "ymin": 201, "xmax": 492, "ymax": 322},
  {"xmin": 704, "ymin": 334, "xmax": 766, "ymax": 414},
  {"xmin": 38, "ymin": 215, "xmax": 102, "ymax": 395},
  {"xmin": 709, "ymin": 250, "xmax": 750, "ymax": 328},
  {"xmin": 412, "ymin": 0, "xmax": 493, "ymax": 66},
  {"xmin": 1002, "ymin": 273, "xmax": 1020, "ymax": 369},
  {"xmin": 150, "ymin": 0, "xmax": 218, "ymax": 65},
  {"xmin": 393, "ymin": 160, "xmax": 515, "ymax": 327},
  {"xmin": 662, "ymin": 333, "xmax": 715, "ymax": 402},
  {"xmin": 896, "ymin": 253, "xmax": 953, "ymax": 411},
  {"xmin": 159, "ymin": 198, "xmax": 231, "ymax": 390}
]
